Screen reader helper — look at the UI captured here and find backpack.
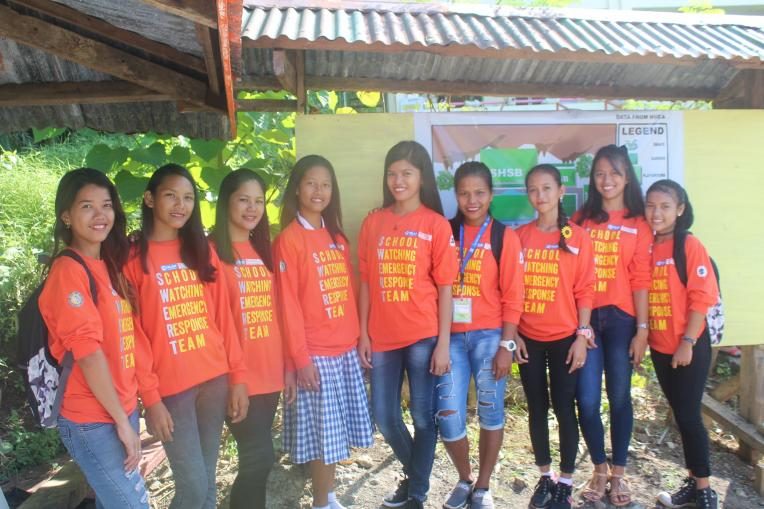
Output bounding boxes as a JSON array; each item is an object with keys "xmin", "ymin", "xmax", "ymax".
[
  {"xmin": 449, "ymin": 217, "xmax": 506, "ymax": 269},
  {"xmin": 16, "ymin": 250, "xmax": 98, "ymax": 428},
  {"xmin": 672, "ymin": 231, "xmax": 724, "ymax": 345}
]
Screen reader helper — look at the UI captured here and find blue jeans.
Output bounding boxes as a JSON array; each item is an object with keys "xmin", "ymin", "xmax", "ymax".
[
  {"xmin": 371, "ymin": 337, "xmax": 438, "ymax": 502},
  {"xmin": 437, "ymin": 328, "xmax": 506, "ymax": 441},
  {"xmin": 57, "ymin": 409, "xmax": 148, "ymax": 509},
  {"xmin": 576, "ymin": 305, "xmax": 635, "ymax": 466},
  {"xmin": 161, "ymin": 374, "xmax": 228, "ymax": 509}
]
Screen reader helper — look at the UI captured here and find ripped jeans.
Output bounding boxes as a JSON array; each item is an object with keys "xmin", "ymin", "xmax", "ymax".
[
  {"xmin": 437, "ymin": 328, "xmax": 506, "ymax": 441},
  {"xmin": 57, "ymin": 409, "xmax": 149, "ymax": 509}
]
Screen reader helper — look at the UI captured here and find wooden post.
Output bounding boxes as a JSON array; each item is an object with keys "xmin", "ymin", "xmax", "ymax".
[{"xmin": 739, "ymin": 345, "xmax": 764, "ymax": 496}]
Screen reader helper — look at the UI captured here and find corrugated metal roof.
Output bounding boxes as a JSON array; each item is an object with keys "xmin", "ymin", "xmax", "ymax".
[{"xmin": 241, "ymin": 1, "xmax": 764, "ymax": 63}]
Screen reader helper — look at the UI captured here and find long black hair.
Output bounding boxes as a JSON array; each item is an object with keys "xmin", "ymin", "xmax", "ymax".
[
  {"xmin": 525, "ymin": 164, "xmax": 572, "ymax": 254},
  {"xmin": 382, "ymin": 141, "xmax": 444, "ymax": 215},
  {"xmin": 577, "ymin": 144, "xmax": 645, "ymax": 224},
  {"xmin": 451, "ymin": 161, "xmax": 493, "ymax": 225},
  {"xmin": 646, "ymin": 178, "xmax": 694, "ymax": 258},
  {"xmin": 280, "ymin": 155, "xmax": 347, "ymax": 243},
  {"xmin": 138, "ymin": 164, "xmax": 215, "ymax": 282},
  {"xmin": 51, "ymin": 168, "xmax": 130, "ymax": 299},
  {"xmin": 210, "ymin": 168, "xmax": 273, "ymax": 272}
]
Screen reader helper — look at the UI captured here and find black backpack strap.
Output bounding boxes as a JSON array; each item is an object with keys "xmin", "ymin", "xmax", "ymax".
[
  {"xmin": 490, "ymin": 218, "xmax": 505, "ymax": 269},
  {"xmin": 709, "ymin": 257, "xmax": 721, "ymax": 295},
  {"xmin": 449, "ymin": 217, "xmax": 460, "ymax": 242},
  {"xmin": 55, "ymin": 250, "xmax": 98, "ymax": 369},
  {"xmin": 673, "ymin": 230, "xmax": 689, "ymax": 287}
]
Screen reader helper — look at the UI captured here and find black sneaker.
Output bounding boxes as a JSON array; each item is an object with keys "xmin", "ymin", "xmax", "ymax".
[
  {"xmin": 657, "ymin": 477, "xmax": 697, "ymax": 508},
  {"xmin": 695, "ymin": 487, "xmax": 718, "ymax": 509},
  {"xmin": 383, "ymin": 478, "xmax": 410, "ymax": 508},
  {"xmin": 529, "ymin": 475, "xmax": 555, "ymax": 509},
  {"xmin": 404, "ymin": 498, "xmax": 424, "ymax": 509},
  {"xmin": 549, "ymin": 482, "xmax": 572, "ymax": 509}
]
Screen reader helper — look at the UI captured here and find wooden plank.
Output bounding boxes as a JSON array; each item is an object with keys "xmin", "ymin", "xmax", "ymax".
[
  {"xmin": 235, "ymin": 99, "xmax": 298, "ymax": 112},
  {"xmin": 0, "ymin": 81, "xmax": 170, "ymax": 106},
  {"xmin": 740, "ymin": 345, "xmax": 764, "ymax": 431},
  {"xmin": 0, "ymin": 4, "xmax": 211, "ymax": 109},
  {"xmin": 701, "ymin": 394, "xmax": 764, "ymax": 453},
  {"xmin": 304, "ymin": 75, "xmax": 719, "ymax": 101},
  {"xmin": 196, "ymin": 24, "xmax": 223, "ymax": 96},
  {"xmin": 710, "ymin": 374, "xmax": 740, "ymax": 403},
  {"xmin": 139, "ymin": 0, "xmax": 216, "ymax": 28},
  {"xmin": 215, "ymin": 0, "xmax": 237, "ymax": 139},
  {"xmin": 9, "ymin": 0, "xmax": 206, "ymax": 75},
  {"xmin": 273, "ymin": 49, "xmax": 298, "ymax": 95}
]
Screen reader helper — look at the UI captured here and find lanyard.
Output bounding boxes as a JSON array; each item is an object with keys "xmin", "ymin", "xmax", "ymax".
[{"xmin": 459, "ymin": 216, "xmax": 491, "ymax": 287}]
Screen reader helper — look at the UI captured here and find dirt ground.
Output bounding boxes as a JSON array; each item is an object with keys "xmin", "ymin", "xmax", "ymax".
[{"xmin": 142, "ymin": 361, "xmax": 764, "ymax": 509}]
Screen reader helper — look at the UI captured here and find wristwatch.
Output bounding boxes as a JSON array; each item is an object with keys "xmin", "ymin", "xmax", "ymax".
[
  {"xmin": 681, "ymin": 335, "xmax": 697, "ymax": 346},
  {"xmin": 499, "ymin": 339, "xmax": 517, "ymax": 352},
  {"xmin": 637, "ymin": 322, "xmax": 649, "ymax": 330},
  {"xmin": 576, "ymin": 326, "xmax": 593, "ymax": 340}
]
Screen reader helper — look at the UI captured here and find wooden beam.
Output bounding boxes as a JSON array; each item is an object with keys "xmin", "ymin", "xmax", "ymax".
[
  {"xmin": 0, "ymin": 81, "xmax": 171, "ymax": 106},
  {"xmin": 702, "ymin": 394, "xmax": 764, "ymax": 454},
  {"xmin": 295, "ymin": 51, "xmax": 306, "ymax": 113},
  {"xmin": 9, "ymin": 0, "xmax": 206, "ymax": 75},
  {"xmin": 740, "ymin": 346, "xmax": 764, "ymax": 429},
  {"xmin": 235, "ymin": 76, "xmax": 282, "ymax": 90},
  {"xmin": 196, "ymin": 25, "xmax": 224, "ymax": 97},
  {"xmin": 0, "ymin": 5, "xmax": 212, "ymax": 109},
  {"xmin": 139, "ymin": 0, "xmax": 216, "ymax": 28},
  {"xmin": 303, "ymin": 75, "xmax": 719, "ymax": 101},
  {"xmin": 235, "ymin": 99, "xmax": 298, "ymax": 112},
  {"xmin": 272, "ymin": 49, "xmax": 298, "ymax": 95}
]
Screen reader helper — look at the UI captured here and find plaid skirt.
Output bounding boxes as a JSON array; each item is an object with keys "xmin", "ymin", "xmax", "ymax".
[{"xmin": 283, "ymin": 348, "xmax": 373, "ymax": 464}]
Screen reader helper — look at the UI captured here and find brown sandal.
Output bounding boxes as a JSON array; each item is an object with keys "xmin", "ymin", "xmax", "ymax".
[
  {"xmin": 581, "ymin": 472, "xmax": 608, "ymax": 502},
  {"xmin": 608, "ymin": 474, "xmax": 633, "ymax": 507}
]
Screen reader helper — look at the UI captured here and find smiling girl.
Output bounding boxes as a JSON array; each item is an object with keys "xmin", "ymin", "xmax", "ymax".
[
  {"xmin": 125, "ymin": 164, "xmax": 248, "ymax": 509},
  {"xmin": 516, "ymin": 164, "xmax": 595, "ymax": 509},
  {"xmin": 274, "ymin": 155, "xmax": 373, "ymax": 509},
  {"xmin": 573, "ymin": 145, "xmax": 652, "ymax": 506},
  {"xmin": 645, "ymin": 179, "xmax": 719, "ymax": 509},
  {"xmin": 357, "ymin": 141, "xmax": 458, "ymax": 509},
  {"xmin": 39, "ymin": 168, "xmax": 157, "ymax": 508},
  {"xmin": 210, "ymin": 169, "xmax": 294, "ymax": 509}
]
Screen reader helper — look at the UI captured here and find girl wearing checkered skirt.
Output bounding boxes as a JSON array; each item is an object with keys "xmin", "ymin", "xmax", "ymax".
[{"xmin": 274, "ymin": 155, "xmax": 373, "ymax": 509}]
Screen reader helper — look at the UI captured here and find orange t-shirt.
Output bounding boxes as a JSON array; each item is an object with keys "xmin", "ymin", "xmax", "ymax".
[
  {"xmin": 124, "ymin": 240, "xmax": 247, "ymax": 402},
  {"xmin": 516, "ymin": 222, "xmax": 596, "ymax": 341},
  {"xmin": 273, "ymin": 221, "xmax": 359, "ymax": 369},
  {"xmin": 358, "ymin": 206, "xmax": 459, "ymax": 352},
  {"xmin": 451, "ymin": 221, "xmax": 525, "ymax": 332},
  {"xmin": 216, "ymin": 240, "xmax": 285, "ymax": 396},
  {"xmin": 576, "ymin": 209, "xmax": 652, "ymax": 315},
  {"xmin": 39, "ymin": 252, "xmax": 158, "ymax": 422},
  {"xmin": 648, "ymin": 235, "xmax": 719, "ymax": 355}
]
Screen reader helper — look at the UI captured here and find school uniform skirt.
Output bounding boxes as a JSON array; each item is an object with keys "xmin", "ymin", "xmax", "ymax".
[{"xmin": 284, "ymin": 348, "xmax": 374, "ymax": 464}]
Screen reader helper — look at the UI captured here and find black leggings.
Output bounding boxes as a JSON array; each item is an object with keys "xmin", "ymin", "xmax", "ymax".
[
  {"xmin": 519, "ymin": 334, "xmax": 580, "ymax": 473},
  {"xmin": 228, "ymin": 392, "xmax": 281, "ymax": 509},
  {"xmin": 651, "ymin": 333, "xmax": 712, "ymax": 478}
]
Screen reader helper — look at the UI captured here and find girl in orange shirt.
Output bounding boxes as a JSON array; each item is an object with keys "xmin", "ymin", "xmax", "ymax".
[
  {"xmin": 39, "ymin": 168, "xmax": 157, "ymax": 509},
  {"xmin": 358, "ymin": 141, "xmax": 458, "ymax": 509},
  {"xmin": 645, "ymin": 180, "xmax": 719, "ymax": 509},
  {"xmin": 573, "ymin": 145, "xmax": 652, "ymax": 506},
  {"xmin": 209, "ymin": 169, "xmax": 296, "ymax": 509},
  {"xmin": 274, "ymin": 155, "xmax": 373, "ymax": 509},
  {"xmin": 516, "ymin": 164, "xmax": 595, "ymax": 509},
  {"xmin": 125, "ymin": 164, "xmax": 248, "ymax": 509}
]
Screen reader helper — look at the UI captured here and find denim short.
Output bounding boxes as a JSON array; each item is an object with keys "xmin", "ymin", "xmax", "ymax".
[{"xmin": 436, "ymin": 327, "xmax": 506, "ymax": 441}]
